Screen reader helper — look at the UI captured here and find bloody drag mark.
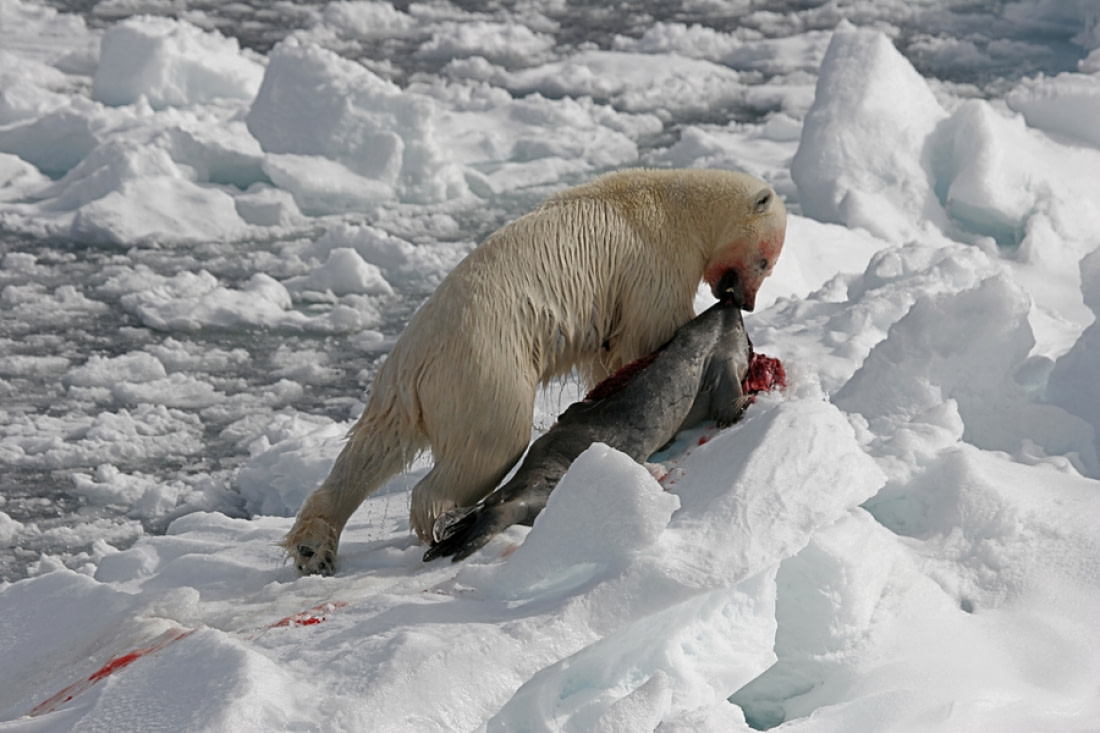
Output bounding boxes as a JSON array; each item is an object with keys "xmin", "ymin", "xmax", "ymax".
[
  {"xmin": 269, "ymin": 601, "xmax": 348, "ymax": 628},
  {"xmin": 29, "ymin": 600, "xmax": 349, "ymax": 717},
  {"xmin": 28, "ymin": 628, "xmax": 196, "ymax": 717}
]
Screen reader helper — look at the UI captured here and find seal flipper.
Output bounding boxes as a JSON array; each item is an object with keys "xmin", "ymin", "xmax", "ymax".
[
  {"xmin": 424, "ymin": 499, "xmax": 533, "ymax": 562},
  {"xmin": 424, "ymin": 506, "xmax": 479, "ymax": 561},
  {"xmin": 714, "ymin": 394, "xmax": 753, "ymax": 428},
  {"xmin": 431, "ymin": 505, "xmax": 479, "ymax": 543}
]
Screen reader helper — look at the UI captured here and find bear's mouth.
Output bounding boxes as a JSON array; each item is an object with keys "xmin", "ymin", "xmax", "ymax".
[{"xmin": 713, "ymin": 269, "xmax": 746, "ymax": 307}]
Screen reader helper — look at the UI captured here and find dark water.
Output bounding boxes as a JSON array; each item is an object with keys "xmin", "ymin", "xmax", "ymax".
[{"xmin": 42, "ymin": 0, "xmax": 1088, "ymax": 87}]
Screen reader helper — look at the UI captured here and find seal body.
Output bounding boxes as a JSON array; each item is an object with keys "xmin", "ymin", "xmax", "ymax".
[
  {"xmin": 425, "ymin": 274, "xmax": 754, "ymax": 562},
  {"xmin": 284, "ymin": 168, "xmax": 786, "ymax": 576}
]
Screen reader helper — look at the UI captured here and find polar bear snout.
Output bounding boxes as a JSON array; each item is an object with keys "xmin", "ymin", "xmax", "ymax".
[{"xmin": 713, "ymin": 269, "xmax": 747, "ymax": 307}]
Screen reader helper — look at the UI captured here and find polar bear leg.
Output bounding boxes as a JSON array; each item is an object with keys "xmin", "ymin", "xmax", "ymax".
[
  {"xmin": 409, "ymin": 443, "xmax": 528, "ymax": 542},
  {"xmin": 408, "ymin": 384, "xmax": 534, "ymax": 541},
  {"xmin": 283, "ymin": 408, "xmax": 423, "ymax": 575}
]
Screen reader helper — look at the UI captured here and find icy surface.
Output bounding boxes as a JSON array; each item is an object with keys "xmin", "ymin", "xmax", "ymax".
[{"xmin": 2, "ymin": 0, "xmax": 1100, "ymax": 731}]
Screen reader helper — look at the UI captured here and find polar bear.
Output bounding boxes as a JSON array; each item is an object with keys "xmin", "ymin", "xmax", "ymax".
[{"xmin": 284, "ymin": 167, "xmax": 787, "ymax": 575}]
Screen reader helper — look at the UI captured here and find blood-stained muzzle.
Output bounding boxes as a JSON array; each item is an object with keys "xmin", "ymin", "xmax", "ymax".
[{"xmin": 713, "ymin": 269, "xmax": 749, "ymax": 309}]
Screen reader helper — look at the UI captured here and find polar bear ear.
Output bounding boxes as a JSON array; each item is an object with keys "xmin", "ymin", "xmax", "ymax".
[{"xmin": 753, "ymin": 189, "xmax": 773, "ymax": 214}]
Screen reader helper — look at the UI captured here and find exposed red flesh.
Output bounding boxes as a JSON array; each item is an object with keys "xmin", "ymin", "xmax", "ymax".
[
  {"xmin": 585, "ymin": 344, "xmax": 785, "ymax": 403},
  {"xmin": 743, "ymin": 349, "xmax": 786, "ymax": 395},
  {"xmin": 584, "ymin": 349, "xmax": 663, "ymax": 402}
]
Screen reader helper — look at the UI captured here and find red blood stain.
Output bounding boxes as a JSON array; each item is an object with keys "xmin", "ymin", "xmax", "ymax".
[
  {"xmin": 88, "ymin": 649, "xmax": 150, "ymax": 683},
  {"xmin": 659, "ymin": 467, "xmax": 686, "ymax": 488},
  {"xmin": 269, "ymin": 601, "xmax": 348, "ymax": 628},
  {"xmin": 30, "ymin": 599, "xmax": 350, "ymax": 717},
  {"xmin": 697, "ymin": 435, "xmax": 709, "ymax": 446},
  {"xmin": 584, "ymin": 350, "xmax": 662, "ymax": 401},
  {"xmin": 29, "ymin": 628, "xmax": 195, "ymax": 717},
  {"xmin": 586, "ymin": 333, "xmax": 786, "ymax": 404}
]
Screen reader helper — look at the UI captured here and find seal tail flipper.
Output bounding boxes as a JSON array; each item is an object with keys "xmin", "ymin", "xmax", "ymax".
[
  {"xmin": 424, "ymin": 501, "xmax": 525, "ymax": 562},
  {"xmin": 431, "ymin": 505, "xmax": 479, "ymax": 544},
  {"xmin": 423, "ymin": 506, "xmax": 480, "ymax": 561}
]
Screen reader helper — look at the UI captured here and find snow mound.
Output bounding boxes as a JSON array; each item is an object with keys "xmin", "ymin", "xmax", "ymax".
[
  {"xmin": 792, "ymin": 25, "xmax": 1100, "ymax": 357},
  {"xmin": 283, "ymin": 247, "xmax": 394, "ymax": 297},
  {"xmin": 836, "ymin": 275, "xmax": 1097, "ymax": 473},
  {"xmin": 235, "ymin": 416, "xmax": 347, "ymax": 517},
  {"xmin": 504, "ymin": 50, "xmax": 744, "ymax": 121},
  {"xmin": 791, "ymin": 24, "xmax": 948, "ymax": 242},
  {"xmin": 1007, "ymin": 67, "xmax": 1100, "ymax": 149},
  {"xmin": 0, "ymin": 100, "xmax": 99, "ymax": 179},
  {"xmin": 92, "ymin": 16, "xmax": 264, "ymax": 109},
  {"xmin": 0, "ymin": 404, "xmax": 204, "ymax": 470},
  {"xmin": 62, "ymin": 352, "xmax": 166, "ymax": 388},
  {"xmin": 317, "ymin": 1, "xmax": 415, "ymax": 40},
  {"xmin": 302, "ymin": 222, "xmax": 471, "ymax": 289},
  {"xmin": 479, "ymin": 397, "xmax": 884, "ymax": 729},
  {"xmin": 1048, "ymin": 247, "xmax": 1100, "ymax": 465},
  {"xmin": 109, "ymin": 268, "xmax": 379, "ymax": 334},
  {"xmin": 247, "ymin": 38, "xmax": 468, "ymax": 205},
  {"xmin": 459, "ymin": 443, "xmax": 681, "ymax": 599},
  {"xmin": 417, "ymin": 21, "xmax": 555, "ymax": 66}
]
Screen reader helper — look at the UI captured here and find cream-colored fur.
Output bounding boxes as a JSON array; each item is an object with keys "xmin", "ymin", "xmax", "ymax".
[{"xmin": 283, "ymin": 168, "xmax": 787, "ymax": 574}]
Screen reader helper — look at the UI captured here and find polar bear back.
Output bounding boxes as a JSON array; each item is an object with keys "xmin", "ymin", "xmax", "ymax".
[{"xmin": 368, "ymin": 167, "xmax": 782, "ymax": 426}]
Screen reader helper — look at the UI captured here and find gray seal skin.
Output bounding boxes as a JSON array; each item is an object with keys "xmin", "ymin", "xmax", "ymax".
[{"xmin": 424, "ymin": 270, "xmax": 754, "ymax": 563}]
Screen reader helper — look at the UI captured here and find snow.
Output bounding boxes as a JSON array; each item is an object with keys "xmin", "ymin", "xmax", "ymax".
[
  {"xmin": 2, "ymin": 0, "xmax": 1100, "ymax": 731},
  {"xmin": 316, "ymin": 1, "xmax": 416, "ymax": 40},
  {"xmin": 92, "ymin": 16, "xmax": 264, "ymax": 109},
  {"xmin": 791, "ymin": 24, "xmax": 950, "ymax": 243},
  {"xmin": 417, "ymin": 21, "xmax": 556, "ymax": 66},
  {"xmin": 247, "ymin": 37, "xmax": 468, "ymax": 205}
]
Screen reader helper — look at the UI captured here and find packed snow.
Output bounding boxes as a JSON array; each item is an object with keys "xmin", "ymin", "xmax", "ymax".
[{"xmin": 2, "ymin": 0, "xmax": 1099, "ymax": 731}]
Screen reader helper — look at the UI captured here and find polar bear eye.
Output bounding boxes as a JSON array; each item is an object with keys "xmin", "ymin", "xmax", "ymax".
[
  {"xmin": 758, "ymin": 258, "xmax": 769, "ymax": 271},
  {"xmin": 754, "ymin": 190, "xmax": 772, "ymax": 213}
]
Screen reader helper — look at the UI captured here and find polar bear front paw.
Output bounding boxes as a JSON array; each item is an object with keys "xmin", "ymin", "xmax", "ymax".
[
  {"xmin": 283, "ymin": 517, "xmax": 339, "ymax": 576},
  {"xmin": 292, "ymin": 542, "xmax": 336, "ymax": 576}
]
